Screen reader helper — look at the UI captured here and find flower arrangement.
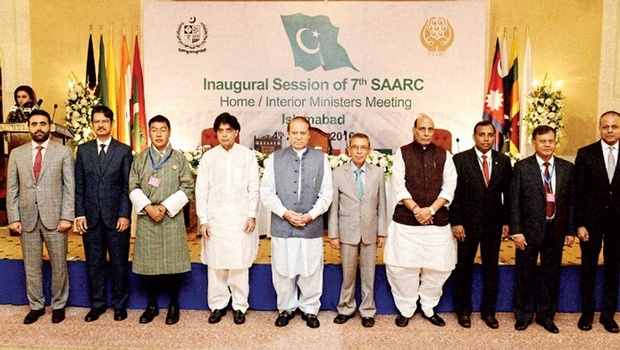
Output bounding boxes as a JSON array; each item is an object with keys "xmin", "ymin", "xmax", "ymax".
[
  {"xmin": 328, "ymin": 151, "xmax": 393, "ymax": 179},
  {"xmin": 64, "ymin": 73, "xmax": 99, "ymax": 147},
  {"xmin": 523, "ymin": 77, "xmax": 566, "ymax": 146},
  {"xmin": 255, "ymin": 150, "xmax": 269, "ymax": 177},
  {"xmin": 182, "ymin": 146, "xmax": 204, "ymax": 176}
]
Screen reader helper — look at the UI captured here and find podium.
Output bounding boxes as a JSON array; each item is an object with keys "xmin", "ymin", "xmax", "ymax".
[{"xmin": 0, "ymin": 123, "xmax": 74, "ymax": 229}]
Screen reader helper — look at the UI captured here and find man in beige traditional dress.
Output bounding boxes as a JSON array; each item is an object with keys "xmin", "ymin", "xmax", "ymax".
[
  {"xmin": 196, "ymin": 113, "xmax": 260, "ymax": 325},
  {"xmin": 129, "ymin": 115, "xmax": 195, "ymax": 325}
]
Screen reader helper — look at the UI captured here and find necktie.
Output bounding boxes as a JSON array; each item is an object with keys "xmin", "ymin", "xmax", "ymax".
[
  {"xmin": 99, "ymin": 144, "xmax": 106, "ymax": 164},
  {"xmin": 354, "ymin": 168, "xmax": 364, "ymax": 198},
  {"xmin": 543, "ymin": 162, "xmax": 555, "ymax": 217},
  {"xmin": 607, "ymin": 146, "xmax": 616, "ymax": 182},
  {"xmin": 482, "ymin": 154, "xmax": 490, "ymax": 187},
  {"xmin": 33, "ymin": 145, "xmax": 43, "ymax": 183}
]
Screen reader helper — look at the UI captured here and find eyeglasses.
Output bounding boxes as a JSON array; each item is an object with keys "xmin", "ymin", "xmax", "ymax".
[{"xmin": 349, "ymin": 145, "xmax": 369, "ymax": 151}]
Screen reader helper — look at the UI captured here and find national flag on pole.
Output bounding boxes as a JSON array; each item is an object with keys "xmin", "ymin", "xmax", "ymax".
[
  {"xmin": 131, "ymin": 35, "xmax": 148, "ymax": 151},
  {"xmin": 86, "ymin": 33, "xmax": 97, "ymax": 90},
  {"xmin": 520, "ymin": 31, "xmax": 533, "ymax": 153},
  {"xmin": 508, "ymin": 32, "xmax": 520, "ymax": 155},
  {"xmin": 106, "ymin": 26, "xmax": 118, "ymax": 139},
  {"xmin": 117, "ymin": 32, "xmax": 132, "ymax": 145},
  {"xmin": 482, "ymin": 38, "xmax": 505, "ymax": 151},
  {"xmin": 96, "ymin": 34, "xmax": 108, "ymax": 106}
]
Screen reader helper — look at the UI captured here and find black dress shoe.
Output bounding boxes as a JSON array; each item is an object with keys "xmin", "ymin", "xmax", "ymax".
[
  {"xmin": 395, "ymin": 314, "xmax": 410, "ymax": 327},
  {"xmin": 114, "ymin": 308, "xmax": 128, "ymax": 321},
  {"xmin": 333, "ymin": 313, "xmax": 354, "ymax": 324},
  {"xmin": 577, "ymin": 315, "xmax": 592, "ymax": 331},
  {"xmin": 208, "ymin": 309, "xmax": 226, "ymax": 324},
  {"xmin": 52, "ymin": 308, "xmax": 65, "ymax": 324},
  {"xmin": 139, "ymin": 306, "xmax": 159, "ymax": 324},
  {"xmin": 514, "ymin": 320, "xmax": 530, "ymax": 331},
  {"xmin": 24, "ymin": 309, "xmax": 45, "ymax": 324},
  {"xmin": 600, "ymin": 317, "xmax": 620, "ymax": 333},
  {"xmin": 165, "ymin": 306, "xmax": 179, "ymax": 325},
  {"xmin": 233, "ymin": 310, "xmax": 246, "ymax": 325},
  {"xmin": 536, "ymin": 319, "xmax": 559, "ymax": 334},
  {"xmin": 361, "ymin": 317, "xmax": 375, "ymax": 328},
  {"xmin": 301, "ymin": 312, "xmax": 320, "ymax": 328},
  {"xmin": 84, "ymin": 307, "xmax": 106, "ymax": 322},
  {"xmin": 457, "ymin": 314, "xmax": 471, "ymax": 328},
  {"xmin": 422, "ymin": 313, "xmax": 445, "ymax": 327},
  {"xmin": 275, "ymin": 311, "xmax": 295, "ymax": 327},
  {"xmin": 483, "ymin": 315, "xmax": 499, "ymax": 329}
]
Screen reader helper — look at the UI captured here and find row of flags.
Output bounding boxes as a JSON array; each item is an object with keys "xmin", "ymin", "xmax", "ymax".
[
  {"xmin": 85, "ymin": 27, "xmax": 148, "ymax": 152},
  {"xmin": 482, "ymin": 29, "xmax": 533, "ymax": 155}
]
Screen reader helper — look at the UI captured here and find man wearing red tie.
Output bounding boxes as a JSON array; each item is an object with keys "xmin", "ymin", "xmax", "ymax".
[
  {"xmin": 510, "ymin": 125, "xmax": 575, "ymax": 333},
  {"xmin": 450, "ymin": 121, "xmax": 512, "ymax": 329},
  {"xmin": 574, "ymin": 110, "xmax": 620, "ymax": 333}
]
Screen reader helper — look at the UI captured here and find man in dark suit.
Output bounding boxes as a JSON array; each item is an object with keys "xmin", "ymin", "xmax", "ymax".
[
  {"xmin": 510, "ymin": 125, "xmax": 575, "ymax": 333},
  {"xmin": 450, "ymin": 121, "xmax": 511, "ymax": 329},
  {"xmin": 7, "ymin": 110, "xmax": 75, "ymax": 324},
  {"xmin": 574, "ymin": 110, "xmax": 620, "ymax": 333},
  {"xmin": 75, "ymin": 105, "xmax": 133, "ymax": 322}
]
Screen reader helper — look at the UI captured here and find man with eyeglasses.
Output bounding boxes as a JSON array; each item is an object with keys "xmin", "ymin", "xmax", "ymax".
[{"xmin": 328, "ymin": 133, "xmax": 387, "ymax": 328}]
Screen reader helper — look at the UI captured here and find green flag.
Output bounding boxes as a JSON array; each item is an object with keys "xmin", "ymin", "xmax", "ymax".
[
  {"xmin": 97, "ymin": 34, "xmax": 108, "ymax": 106},
  {"xmin": 281, "ymin": 13, "xmax": 358, "ymax": 72}
]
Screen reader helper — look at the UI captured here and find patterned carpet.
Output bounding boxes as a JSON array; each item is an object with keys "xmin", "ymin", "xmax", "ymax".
[{"xmin": 0, "ymin": 226, "xmax": 595, "ymax": 265}]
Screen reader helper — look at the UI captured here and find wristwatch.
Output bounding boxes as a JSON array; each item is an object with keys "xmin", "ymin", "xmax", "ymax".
[{"xmin": 429, "ymin": 207, "xmax": 436, "ymax": 216}]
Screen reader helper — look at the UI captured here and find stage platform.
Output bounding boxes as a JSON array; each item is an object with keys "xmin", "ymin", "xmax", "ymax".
[{"xmin": 0, "ymin": 228, "xmax": 613, "ymax": 314}]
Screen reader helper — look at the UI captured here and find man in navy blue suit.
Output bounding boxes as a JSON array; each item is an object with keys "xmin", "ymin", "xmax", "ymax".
[{"xmin": 75, "ymin": 105, "xmax": 133, "ymax": 322}]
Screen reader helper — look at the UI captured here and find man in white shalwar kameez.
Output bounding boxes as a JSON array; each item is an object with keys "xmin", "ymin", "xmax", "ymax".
[
  {"xmin": 196, "ymin": 113, "xmax": 260, "ymax": 325},
  {"xmin": 261, "ymin": 116, "xmax": 332, "ymax": 329},
  {"xmin": 384, "ymin": 114, "xmax": 458, "ymax": 328}
]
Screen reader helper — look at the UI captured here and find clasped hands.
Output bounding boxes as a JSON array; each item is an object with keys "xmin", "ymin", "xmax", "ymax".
[
  {"xmin": 411, "ymin": 206, "xmax": 433, "ymax": 225},
  {"xmin": 145, "ymin": 204, "xmax": 167, "ymax": 222},
  {"xmin": 283, "ymin": 210, "xmax": 312, "ymax": 228}
]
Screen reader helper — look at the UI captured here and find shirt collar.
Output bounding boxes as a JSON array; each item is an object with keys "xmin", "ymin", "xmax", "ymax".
[
  {"xmin": 32, "ymin": 139, "xmax": 50, "ymax": 150},
  {"xmin": 474, "ymin": 147, "xmax": 491, "ymax": 160},
  {"xmin": 151, "ymin": 143, "xmax": 171, "ymax": 156},
  {"xmin": 97, "ymin": 137, "xmax": 112, "ymax": 148},
  {"xmin": 350, "ymin": 161, "xmax": 367, "ymax": 173},
  {"xmin": 535, "ymin": 154, "xmax": 555, "ymax": 167},
  {"xmin": 601, "ymin": 139, "xmax": 619, "ymax": 150}
]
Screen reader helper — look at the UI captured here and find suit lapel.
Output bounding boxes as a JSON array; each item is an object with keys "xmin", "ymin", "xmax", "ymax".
[
  {"xmin": 466, "ymin": 149, "xmax": 487, "ymax": 189},
  {"xmin": 487, "ymin": 150, "xmax": 503, "ymax": 190},
  {"xmin": 38, "ymin": 141, "xmax": 56, "ymax": 180},
  {"xmin": 528, "ymin": 156, "xmax": 546, "ymax": 199},
  {"xmin": 344, "ymin": 162, "xmax": 363, "ymax": 200},
  {"xmin": 101, "ymin": 139, "xmax": 117, "ymax": 174}
]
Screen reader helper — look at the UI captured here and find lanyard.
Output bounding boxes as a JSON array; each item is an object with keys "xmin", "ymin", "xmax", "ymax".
[
  {"xmin": 541, "ymin": 161, "xmax": 555, "ymax": 189},
  {"xmin": 148, "ymin": 147, "xmax": 173, "ymax": 172}
]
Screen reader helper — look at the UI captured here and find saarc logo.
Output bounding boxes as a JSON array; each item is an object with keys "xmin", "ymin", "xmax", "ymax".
[
  {"xmin": 419, "ymin": 17, "xmax": 454, "ymax": 55},
  {"xmin": 281, "ymin": 13, "xmax": 358, "ymax": 72}
]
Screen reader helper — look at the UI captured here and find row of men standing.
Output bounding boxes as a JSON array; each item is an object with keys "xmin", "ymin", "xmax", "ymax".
[{"xmin": 7, "ymin": 106, "xmax": 620, "ymax": 334}]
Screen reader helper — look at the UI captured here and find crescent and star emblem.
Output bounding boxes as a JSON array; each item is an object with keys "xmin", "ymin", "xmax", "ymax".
[
  {"xmin": 295, "ymin": 28, "xmax": 320, "ymax": 54},
  {"xmin": 189, "ymin": 16, "xmax": 196, "ymax": 23}
]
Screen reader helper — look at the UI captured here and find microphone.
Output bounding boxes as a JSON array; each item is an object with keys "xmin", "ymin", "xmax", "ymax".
[
  {"xmin": 52, "ymin": 104, "xmax": 58, "ymax": 120},
  {"xmin": 33, "ymin": 99, "xmax": 43, "ymax": 110},
  {"xmin": 456, "ymin": 138, "xmax": 460, "ymax": 153}
]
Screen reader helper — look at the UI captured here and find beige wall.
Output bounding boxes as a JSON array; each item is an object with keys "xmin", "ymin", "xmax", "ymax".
[
  {"xmin": 27, "ymin": 0, "xmax": 603, "ymax": 155},
  {"xmin": 29, "ymin": 0, "xmax": 140, "ymax": 122}
]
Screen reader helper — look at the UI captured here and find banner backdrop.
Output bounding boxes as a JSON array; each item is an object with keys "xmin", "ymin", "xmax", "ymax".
[{"xmin": 144, "ymin": 1, "xmax": 487, "ymax": 153}]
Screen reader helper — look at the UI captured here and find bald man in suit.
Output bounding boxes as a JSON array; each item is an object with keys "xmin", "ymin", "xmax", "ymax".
[
  {"xmin": 328, "ymin": 133, "xmax": 387, "ymax": 328},
  {"xmin": 7, "ymin": 110, "xmax": 75, "ymax": 324}
]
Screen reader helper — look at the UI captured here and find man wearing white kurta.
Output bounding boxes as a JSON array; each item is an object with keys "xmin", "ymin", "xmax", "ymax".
[
  {"xmin": 261, "ymin": 117, "xmax": 332, "ymax": 329},
  {"xmin": 384, "ymin": 114, "xmax": 457, "ymax": 328},
  {"xmin": 196, "ymin": 113, "xmax": 260, "ymax": 325}
]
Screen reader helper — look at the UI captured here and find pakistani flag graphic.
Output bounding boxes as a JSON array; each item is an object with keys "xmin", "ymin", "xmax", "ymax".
[{"xmin": 281, "ymin": 13, "xmax": 358, "ymax": 72}]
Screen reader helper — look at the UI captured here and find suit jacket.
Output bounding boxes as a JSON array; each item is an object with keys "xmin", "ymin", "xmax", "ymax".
[
  {"xmin": 509, "ymin": 155, "xmax": 575, "ymax": 246},
  {"xmin": 574, "ymin": 140, "xmax": 620, "ymax": 230},
  {"xmin": 7, "ymin": 140, "xmax": 75, "ymax": 232},
  {"xmin": 75, "ymin": 138, "xmax": 133, "ymax": 229},
  {"xmin": 450, "ymin": 148, "xmax": 511, "ymax": 237},
  {"xmin": 328, "ymin": 161, "xmax": 387, "ymax": 245}
]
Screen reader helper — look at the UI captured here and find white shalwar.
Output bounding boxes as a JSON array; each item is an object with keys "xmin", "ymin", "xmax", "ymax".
[
  {"xmin": 260, "ymin": 150, "xmax": 332, "ymax": 315},
  {"xmin": 196, "ymin": 144, "xmax": 260, "ymax": 312},
  {"xmin": 383, "ymin": 147, "xmax": 458, "ymax": 318}
]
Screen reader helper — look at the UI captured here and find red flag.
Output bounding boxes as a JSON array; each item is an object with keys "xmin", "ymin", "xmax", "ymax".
[
  {"xmin": 482, "ymin": 38, "xmax": 505, "ymax": 151},
  {"xmin": 130, "ymin": 35, "xmax": 148, "ymax": 151}
]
